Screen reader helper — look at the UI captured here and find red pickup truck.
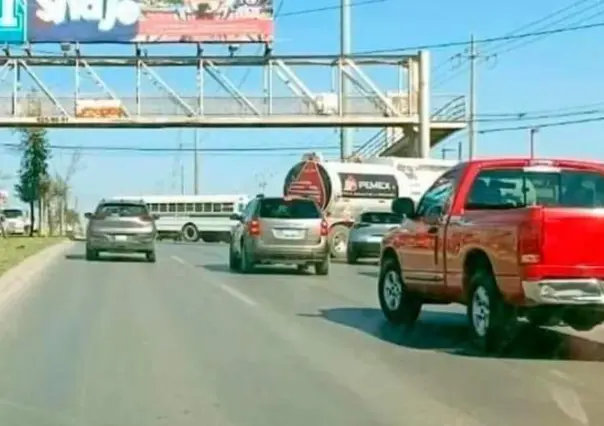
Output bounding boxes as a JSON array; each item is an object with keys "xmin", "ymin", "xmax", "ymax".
[{"xmin": 379, "ymin": 158, "xmax": 604, "ymax": 351}]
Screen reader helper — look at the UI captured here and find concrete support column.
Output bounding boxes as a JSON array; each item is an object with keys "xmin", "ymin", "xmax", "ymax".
[{"xmin": 418, "ymin": 50, "xmax": 430, "ymax": 158}]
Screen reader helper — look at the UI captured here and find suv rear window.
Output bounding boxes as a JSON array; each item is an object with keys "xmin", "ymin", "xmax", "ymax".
[
  {"xmin": 259, "ymin": 198, "xmax": 321, "ymax": 219},
  {"xmin": 467, "ymin": 168, "xmax": 604, "ymax": 209},
  {"xmin": 359, "ymin": 212, "xmax": 402, "ymax": 224},
  {"xmin": 96, "ymin": 203, "xmax": 148, "ymax": 217}
]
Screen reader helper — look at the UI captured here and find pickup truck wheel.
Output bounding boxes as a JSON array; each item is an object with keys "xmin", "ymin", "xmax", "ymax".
[
  {"xmin": 467, "ymin": 270, "xmax": 517, "ymax": 353},
  {"xmin": 378, "ymin": 258, "xmax": 421, "ymax": 326},
  {"xmin": 564, "ymin": 312, "xmax": 604, "ymax": 331}
]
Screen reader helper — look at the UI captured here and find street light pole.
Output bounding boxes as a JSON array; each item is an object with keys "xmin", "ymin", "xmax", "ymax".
[{"xmin": 529, "ymin": 128, "xmax": 538, "ymax": 159}]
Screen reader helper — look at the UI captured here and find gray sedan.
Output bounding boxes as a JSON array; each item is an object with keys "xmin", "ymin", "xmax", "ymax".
[{"xmin": 346, "ymin": 211, "xmax": 402, "ymax": 264}]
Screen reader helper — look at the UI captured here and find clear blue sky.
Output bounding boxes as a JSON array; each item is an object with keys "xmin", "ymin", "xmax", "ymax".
[{"xmin": 1, "ymin": 0, "xmax": 604, "ymax": 212}]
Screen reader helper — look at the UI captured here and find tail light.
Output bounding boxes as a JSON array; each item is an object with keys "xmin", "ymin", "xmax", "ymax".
[
  {"xmin": 320, "ymin": 219, "xmax": 329, "ymax": 236},
  {"xmin": 518, "ymin": 208, "xmax": 543, "ymax": 265},
  {"xmin": 247, "ymin": 219, "xmax": 261, "ymax": 236},
  {"xmin": 353, "ymin": 222, "xmax": 370, "ymax": 229}
]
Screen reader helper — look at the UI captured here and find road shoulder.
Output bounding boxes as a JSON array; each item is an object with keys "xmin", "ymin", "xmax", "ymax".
[{"xmin": 0, "ymin": 240, "xmax": 75, "ymax": 315}]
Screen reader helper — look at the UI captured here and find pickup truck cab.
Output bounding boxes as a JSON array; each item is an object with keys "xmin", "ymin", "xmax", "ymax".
[{"xmin": 378, "ymin": 158, "xmax": 604, "ymax": 351}]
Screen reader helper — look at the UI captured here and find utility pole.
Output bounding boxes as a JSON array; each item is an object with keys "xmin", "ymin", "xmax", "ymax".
[
  {"xmin": 457, "ymin": 140, "xmax": 462, "ymax": 161},
  {"xmin": 529, "ymin": 127, "xmax": 539, "ymax": 158},
  {"xmin": 468, "ymin": 34, "xmax": 477, "ymax": 160},
  {"xmin": 339, "ymin": 0, "xmax": 351, "ymax": 160},
  {"xmin": 193, "ymin": 129, "xmax": 199, "ymax": 194}
]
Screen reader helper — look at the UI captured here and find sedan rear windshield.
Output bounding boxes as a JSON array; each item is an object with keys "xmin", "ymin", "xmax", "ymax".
[
  {"xmin": 259, "ymin": 198, "xmax": 321, "ymax": 219},
  {"xmin": 359, "ymin": 212, "xmax": 402, "ymax": 224},
  {"xmin": 96, "ymin": 203, "xmax": 148, "ymax": 217},
  {"xmin": 466, "ymin": 168, "xmax": 604, "ymax": 209}
]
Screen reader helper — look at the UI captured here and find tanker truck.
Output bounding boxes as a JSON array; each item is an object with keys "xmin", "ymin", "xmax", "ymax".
[{"xmin": 283, "ymin": 153, "xmax": 457, "ymax": 259}]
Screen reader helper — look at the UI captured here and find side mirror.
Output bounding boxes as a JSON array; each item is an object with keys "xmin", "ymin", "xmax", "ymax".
[
  {"xmin": 152, "ymin": 214, "xmax": 160, "ymax": 220},
  {"xmin": 230, "ymin": 213, "xmax": 243, "ymax": 222},
  {"xmin": 391, "ymin": 197, "xmax": 415, "ymax": 218},
  {"xmin": 84, "ymin": 212, "xmax": 92, "ymax": 219}
]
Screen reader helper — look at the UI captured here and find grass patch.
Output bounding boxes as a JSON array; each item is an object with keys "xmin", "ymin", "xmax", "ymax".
[{"xmin": 0, "ymin": 237, "xmax": 65, "ymax": 276}]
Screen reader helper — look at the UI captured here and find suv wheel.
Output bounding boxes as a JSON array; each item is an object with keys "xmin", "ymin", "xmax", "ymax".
[
  {"xmin": 467, "ymin": 269, "xmax": 517, "ymax": 353},
  {"xmin": 228, "ymin": 243, "xmax": 240, "ymax": 271},
  {"xmin": 314, "ymin": 258, "xmax": 330, "ymax": 276},
  {"xmin": 378, "ymin": 257, "xmax": 421, "ymax": 326},
  {"xmin": 85, "ymin": 247, "xmax": 98, "ymax": 261},
  {"xmin": 240, "ymin": 243, "xmax": 254, "ymax": 273},
  {"xmin": 146, "ymin": 251, "xmax": 156, "ymax": 263}
]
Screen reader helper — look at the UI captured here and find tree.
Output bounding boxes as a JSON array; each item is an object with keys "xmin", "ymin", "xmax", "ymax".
[{"xmin": 14, "ymin": 127, "xmax": 51, "ymax": 237}]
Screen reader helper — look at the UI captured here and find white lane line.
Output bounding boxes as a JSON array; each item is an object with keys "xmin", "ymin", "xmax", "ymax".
[
  {"xmin": 170, "ymin": 254, "xmax": 257, "ymax": 307},
  {"xmin": 171, "ymin": 255, "xmax": 187, "ymax": 264},
  {"xmin": 217, "ymin": 283, "xmax": 258, "ymax": 307}
]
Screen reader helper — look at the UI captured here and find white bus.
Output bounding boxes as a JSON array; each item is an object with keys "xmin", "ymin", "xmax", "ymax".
[{"xmin": 113, "ymin": 194, "xmax": 251, "ymax": 242}]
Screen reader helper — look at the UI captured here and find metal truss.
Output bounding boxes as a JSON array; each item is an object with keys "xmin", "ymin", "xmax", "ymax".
[{"xmin": 0, "ymin": 46, "xmax": 466, "ymax": 129}]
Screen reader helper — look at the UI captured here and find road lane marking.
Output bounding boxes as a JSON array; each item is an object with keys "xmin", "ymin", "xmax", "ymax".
[
  {"xmin": 171, "ymin": 255, "xmax": 186, "ymax": 264},
  {"xmin": 217, "ymin": 283, "xmax": 258, "ymax": 307},
  {"xmin": 170, "ymin": 254, "xmax": 258, "ymax": 307}
]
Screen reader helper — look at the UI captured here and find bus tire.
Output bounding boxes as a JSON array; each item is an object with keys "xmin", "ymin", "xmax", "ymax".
[{"xmin": 181, "ymin": 223, "xmax": 199, "ymax": 242}]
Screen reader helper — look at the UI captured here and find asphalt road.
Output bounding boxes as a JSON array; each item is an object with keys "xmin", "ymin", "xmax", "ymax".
[{"xmin": 0, "ymin": 242, "xmax": 602, "ymax": 426}]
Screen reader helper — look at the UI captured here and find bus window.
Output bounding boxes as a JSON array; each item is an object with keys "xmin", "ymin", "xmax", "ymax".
[
  {"xmin": 185, "ymin": 203, "xmax": 194, "ymax": 213},
  {"xmin": 168, "ymin": 203, "xmax": 176, "ymax": 213},
  {"xmin": 177, "ymin": 203, "xmax": 185, "ymax": 213},
  {"xmin": 203, "ymin": 203, "xmax": 212, "ymax": 212},
  {"xmin": 213, "ymin": 204, "xmax": 222, "ymax": 213},
  {"xmin": 159, "ymin": 203, "xmax": 168, "ymax": 213},
  {"xmin": 194, "ymin": 203, "xmax": 203, "ymax": 212},
  {"xmin": 222, "ymin": 203, "xmax": 234, "ymax": 212}
]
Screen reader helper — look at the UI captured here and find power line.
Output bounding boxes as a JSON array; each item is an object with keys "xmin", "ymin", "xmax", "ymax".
[
  {"xmin": 356, "ymin": 20, "xmax": 604, "ymax": 55},
  {"xmin": 478, "ymin": 101, "xmax": 604, "ymax": 117},
  {"xmin": 483, "ymin": 0, "xmax": 599, "ymax": 54},
  {"xmin": 476, "ymin": 108, "xmax": 604, "ymax": 122},
  {"xmin": 278, "ymin": 0, "xmax": 386, "ymax": 18},
  {"xmin": 429, "ymin": 0, "xmax": 597, "ymax": 81},
  {"xmin": 478, "ymin": 115, "xmax": 604, "ymax": 134},
  {"xmin": 487, "ymin": 5, "xmax": 604, "ymax": 57}
]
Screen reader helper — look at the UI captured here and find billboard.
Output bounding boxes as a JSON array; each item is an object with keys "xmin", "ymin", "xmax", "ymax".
[{"xmin": 0, "ymin": 0, "xmax": 273, "ymax": 43}]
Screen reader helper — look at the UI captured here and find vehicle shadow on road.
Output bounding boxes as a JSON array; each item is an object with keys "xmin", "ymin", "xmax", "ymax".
[
  {"xmin": 201, "ymin": 263, "xmax": 312, "ymax": 275},
  {"xmin": 64, "ymin": 254, "xmax": 148, "ymax": 263},
  {"xmin": 300, "ymin": 307, "xmax": 604, "ymax": 361}
]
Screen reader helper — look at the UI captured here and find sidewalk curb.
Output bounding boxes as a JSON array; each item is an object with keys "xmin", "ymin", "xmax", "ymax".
[{"xmin": 0, "ymin": 240, "xmax": 76, "ymax": 313}]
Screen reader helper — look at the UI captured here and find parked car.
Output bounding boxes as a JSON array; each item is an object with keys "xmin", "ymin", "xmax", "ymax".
[
  {"xmin": 378, "ymin": 158, "xmax": 604, "ymax": 352},
  {"xmin": 84, "ymin": 199, "xmax": 158, "ymax": 262},
  {"xmin": 347, "ymin": 211, "xmax": 403, "ymax": 264},
  {"xmin": 229, "ymin": 195, "xmax": 330, "ymax": 275}
]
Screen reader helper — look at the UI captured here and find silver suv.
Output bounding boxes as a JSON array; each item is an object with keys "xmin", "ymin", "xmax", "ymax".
[
  {"xmin": 229, "ymin": 196, "xmax": 330, "ymax": 275},
  {"xmin": 84, "ymin": 199, "xmax": 158, "ymax": 262}
]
